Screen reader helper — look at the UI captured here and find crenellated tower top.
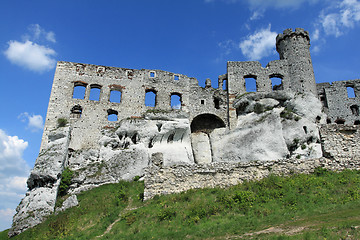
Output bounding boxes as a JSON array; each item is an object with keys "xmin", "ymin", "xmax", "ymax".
[{"xmin": 275, "ymin": 28, "xmax": 317, "ymax": 96}]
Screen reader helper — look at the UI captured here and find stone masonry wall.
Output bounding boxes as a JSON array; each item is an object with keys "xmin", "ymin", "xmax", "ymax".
[
  {"xmin": 144, "ymin": 124, "xmax": 360, "ymax": 200},
  {"xmin": 144, "ymin": 157, "xmax": 360, "ymax": 200},
  {"xmin": 317, "ymin": 80, "xmax": 360, "ymax": 125},
  {"xmin": 320, "ymin": 124, "xmax": 360, "ymax": 160}
]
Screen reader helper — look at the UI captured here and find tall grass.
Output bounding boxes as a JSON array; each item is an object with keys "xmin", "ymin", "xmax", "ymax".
[{"xmin": 4, "ymin": 168, "xmax": 360, "ymax": 239}]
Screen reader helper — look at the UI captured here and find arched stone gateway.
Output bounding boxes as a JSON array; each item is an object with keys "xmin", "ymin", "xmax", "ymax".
[
  {"xmin": 190, "ymin": 114, "xmax": 226, "ymax": 133},
  {"xmin": 190, "ymin": 114, "xmax": 226, "ymax": 164}
]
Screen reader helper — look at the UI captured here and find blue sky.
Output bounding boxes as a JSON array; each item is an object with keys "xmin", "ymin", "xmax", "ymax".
[{"xmin": 1, "ymin": 0, "xmax": 360, "ymax": 231}]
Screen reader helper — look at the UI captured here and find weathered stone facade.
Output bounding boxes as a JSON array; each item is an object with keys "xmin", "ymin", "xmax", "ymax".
[
  {"xmin": 317, "ymin": 80, "xmax": 360, "ymax": 125},
  {"xmin": 9, "ymin": 28, "xmax": 360, "ymax": 237},
  {"xmin": 144, "ymin": 124, "xmax": 360, "ymax": 200}
]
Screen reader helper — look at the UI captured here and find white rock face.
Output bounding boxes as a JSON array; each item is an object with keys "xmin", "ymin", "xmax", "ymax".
[
  {"xmin": 9, "ymin": 127, "xmax": 71, "ymax": 237},
  {"xmin": 208, "ymin": 92, "xmax": 325, "ymax": 162},
  {"xmin": 67, "ymin": 118, "xmax": 194, "ymax": 194},
  {"xmin": 191, "ymin": 132, "xmax": 212, "ymax": 164},
  {"xmin": 55, "ymin": 195, "xmax": 78, "ymax": 213}
]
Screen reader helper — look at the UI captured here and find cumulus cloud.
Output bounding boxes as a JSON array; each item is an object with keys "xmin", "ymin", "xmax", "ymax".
[
  {"xmin": 0, "ymin": 208, "xmax": 16, "ymax": 231},
  {"xmin": 4, "ymin": 40, "xmax": 56, "ymax": 72},
  {"xmin": 4, "ymin": 24, "xmax": 57, "ymax": 73},
  {"xmin": 310, "ymin": 0, "xmax": 360, "ymax": 52},
  {"xmin": 315, "ymin": 0, "xmax": 360, "ymax": 37},
  {"xmin": 18, "ymin": 112, "xmax": 44, "ymax": 132},
  {"xmin": 0, "ymin": 129, "xmax": 30, "ymax": 231},
  {"xmin": 239, "ymin": 25, "xmax": 277, "ymax": 60}
]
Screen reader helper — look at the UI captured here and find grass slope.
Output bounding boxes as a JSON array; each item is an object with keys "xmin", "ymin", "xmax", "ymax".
[{"xmin": 2, "ymin": 168, "xmax": 360, "ymax": 239}]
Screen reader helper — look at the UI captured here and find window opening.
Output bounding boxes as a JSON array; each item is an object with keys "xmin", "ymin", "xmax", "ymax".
[
  {"xmin": 354, "ymin": 120, "xmax": 360, "ymax": 125},
  {"xmin": 327, "ymin": 118, "xmax": 331, "ymax": 124},
  {"xmin": 201, "ymin": 100, "xmax": 205, "ymax": 105},
  {"xmin": 107, "ymin": 109, "xmax": 118, "ymax": 121},
  {"xmin": 70, "ymin": 105, "xmax": 82, "ymax": 118},
  {"xmin": 303, "ymin": 126, "xmax": 308, "ymax": 134},
  {"xmin": 347, "ymin": 86, "xmax": 356, "ymax": 98},
  {"xmin": 335, "ymin": 118, "xmax": 345, "ymax": 124},
  {"xmin": 245, "ymin": 75, "xmax": 257, "ymax": 92},
  {"xmin": 350, "ymin": 105, "xmax": 359, "ymax": 116},
  {"xmin": 150, "ymin": 71, "xmax": 155, "ymax": 78},
  {"xmin": 214, "ymin": 97, "xmax": 220, "ymax": 109},
  {"xmin": 171, "ymin": 93, "xmax": 181, "ymax": 109},
  {"xmin": 110, "ymin": 90, "xmax": 122, "ymax": 103},
  {"xmin": 72, "ymin": 82, "xmax": 87, "ymax": 99},
  {"xmin": 89, "ymin": 85, "xmax": 101, "ymax": 101},
  {"xmin": 167, "ymin": 132, "xmax": 175, "ymax": 143},
  {"xmin": 270, "ymin": 75, "xmax": 283, "ymax": 91},
  {"xmin": 222, "ymin": 79, "xmax": 227, "ymax": 90},
  {"xmin": 174, "ymin": 75, "xmax": 179, "ymax": 80},
  {"xmin": 145, "ymin": 89, "xmax": 156, "ymax": 107}
]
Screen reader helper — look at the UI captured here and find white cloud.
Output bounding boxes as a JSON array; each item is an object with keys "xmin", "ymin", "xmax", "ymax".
[
  {"xmin": 27, "ymin": 24, "xmax": 56, "ymax": 43},
  {"xmin": 239, "ymin": 25, "xmax": 277, "ymax": 60},
  {"xmin": 4, "ymin": 40, "xmax": 56, "ymax": 72},
  {"xmin": 0, "ymin": 129, "xmax": 30, "ymax": 231},
  {"xmin": 19, "ymin": 112, "xmax": 44, "ymax": 132},
  {"xmin": 0, "ymin": 208, "xmax": 16, "ymax": 231},
  {"xmin": 249, "ymin": 9, "xmax": 265, "ymax": 21},
  {"xmin": 4, "ymin": 24, "xmax": 57, "ymax": 72},
  {"xmin": 315, "ymin": 0, "xmax": 360, "ymax": 38}
]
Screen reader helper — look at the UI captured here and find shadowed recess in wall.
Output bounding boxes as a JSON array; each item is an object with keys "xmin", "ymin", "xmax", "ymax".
[{"xmin": 191, "ymin": 114, "xmax": 225, "ymax": 133}]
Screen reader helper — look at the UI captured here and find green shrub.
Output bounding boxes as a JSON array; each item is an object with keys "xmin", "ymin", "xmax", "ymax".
[
  {"xmin": 133, "ymin": 176, "xmax": 140, "ymax": 181},
  {"xmin": 57, "ymin": 118, "xmax": 68, "ymax": 127},
  {"xmin": 58, "ymin": 168, "xmax": 74, "ymax": 196},
  {"xmin": 158, "ymin": 208, "xmax": 176, "ymax": 221},
  {"xmin": 253, "ymin": 103, "xmax": 264, "ymax": 114}
]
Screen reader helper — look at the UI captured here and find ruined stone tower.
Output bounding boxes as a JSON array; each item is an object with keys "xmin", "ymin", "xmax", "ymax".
[{"xmin": 276, "ymin": 28, "xmax": 317, "ymax": 95}]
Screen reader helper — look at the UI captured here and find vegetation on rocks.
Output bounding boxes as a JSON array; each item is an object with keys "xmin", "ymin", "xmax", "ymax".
[{"xmin": 3, "ymin": 169, "xmax": 360, "ymax": 239}]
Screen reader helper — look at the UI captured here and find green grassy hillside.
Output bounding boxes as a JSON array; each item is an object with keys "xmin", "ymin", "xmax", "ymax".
[{"xmin": 2, "ymin": 168, "xmax": 360, "ymax": 239}]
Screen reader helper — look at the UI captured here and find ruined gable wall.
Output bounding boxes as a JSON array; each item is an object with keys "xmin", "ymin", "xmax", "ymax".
[
  {"xmin": 317, "ymin": 80, "xmax": 360, "ymax": 125},
  {"xmin": 41, "ymin": 61, "xmax": 228, "ymax": 152},
  {"xmin": 227, "ymin": 60, "xmax": 290, "ymax": 128},
  {"xmin": 319, "ymin": 124, "xmax": 360, "ymax": 160}
]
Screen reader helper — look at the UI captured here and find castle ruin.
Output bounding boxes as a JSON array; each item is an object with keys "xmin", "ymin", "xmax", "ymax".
[{"xmin": 9, "ymin": 28, "xmax": 360, "ymax": 237}]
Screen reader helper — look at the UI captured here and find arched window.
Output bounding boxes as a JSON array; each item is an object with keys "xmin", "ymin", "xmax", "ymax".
[
  {"xmin": 214, "ymin": 97, "xmax": 220, "ymax": 109},
  {"xmin": 89, "ymin": 84, "xmax": 101, "ymax": 101},
  {"xmin": 145, "ymin": 89, "xmax": 157, "ymax": 107},
  {"xmin": 72, "ymin": 82, "xmax": 87, "ymax": 99},
  {"xmin": 244, "ymin": 75, "xmax": 257, "ymax": 92},
  {"xmin": 70, "ymin": 105, "xmax": 82, "ymax": 118},
  {"xmin": 107, "ymin": 109, "xmax": 118, "ymax": 121},
  {"xmin": 350, "ymin": 105, "xmax": 359, "ymax": 116},
  {"xmin": 170, "ymin": 93, "xmax": 182, "ymax": 109},
  {"xmin": 347, "ymin": 86, "xmax": 356, "ymax": 98},
  {"xmin": 222, "ymin": 79, "xmax": 227, "ymax": 90},
  {"xmin": 110, "ymin": 90, "xmax": 122, "ymax": 103},
  {"xmin": 270, "ymin": 74, "xmax": 283, "ymax": 91}
]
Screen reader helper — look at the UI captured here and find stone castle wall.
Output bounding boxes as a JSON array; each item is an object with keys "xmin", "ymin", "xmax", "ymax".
[
  {"xmin": 144, "ymin": 124, "xmax": 360, "ymax": 200},
  {"xmin": 10, "ymin": 27, "xmax": 360, "ymax": 237},
  {"xmin": 317, "ymin": 80, "xmax": 360, "ymax": 125}
]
